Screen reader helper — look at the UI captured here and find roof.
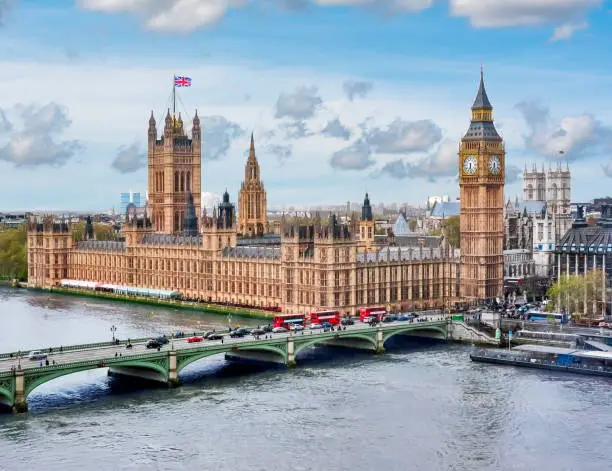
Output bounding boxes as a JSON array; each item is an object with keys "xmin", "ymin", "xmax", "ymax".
[
  {"xmin": 222, "ymin": 246, "xmax": 280, "ymax": 259},
  {"xmin": 430, "ymin": 201, "xmax": 460, "ymax": 218},
  {"xmin": 393, "ymin": 213, "xmax": 411, "ymax": 236},
  {"xmin": 141, "ymin": 234, "xmax": 203, "ymax": 245},
  {"xmin": 512, "ymin": 345, "xmax": 577, "ymax": 355},
  {"xmin": 75, "ymin": 240, "xmax": 126, "ymax": 252},
  {"xmin": 472, "ymin": 72, "xmax": 492, "ymax": 110},
  {"xmin": 357, "ymin": 246, "xmax": 459, "ymax": 263},
  {"xmin": 463, "ymin": 120, "xmax": 501, "ymax": 141},
  {"xmin": 572, "ymin": 350, "xmax": 612, "ymax": 361},
  {"xmin": 236, "ymin": 234, "xmax": 281, "ymax": 246},
  {"xmin": 556, "ymin": 224, "xmax": 612, "ymax": 254}
]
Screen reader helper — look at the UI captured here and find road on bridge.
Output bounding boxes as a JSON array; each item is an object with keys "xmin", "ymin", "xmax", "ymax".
[{"xmin": 0, "ymin": 316, "xmax": 447, "ymax": 373}]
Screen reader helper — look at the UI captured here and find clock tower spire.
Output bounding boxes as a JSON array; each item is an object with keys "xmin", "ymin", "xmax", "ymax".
[{"xmin": 459, "ymin": 71, "xmax": 505, "ymax": 302}]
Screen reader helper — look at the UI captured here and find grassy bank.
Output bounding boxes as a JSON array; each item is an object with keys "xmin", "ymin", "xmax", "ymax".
[{"xmin": 24, "ymin": 286, "xmax": 274, "ymax": 320}]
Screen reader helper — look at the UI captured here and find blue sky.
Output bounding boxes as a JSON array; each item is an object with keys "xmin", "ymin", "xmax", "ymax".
[{"xmin": 0, "ymin": 0, "xmax": 610, "ymax": 212}]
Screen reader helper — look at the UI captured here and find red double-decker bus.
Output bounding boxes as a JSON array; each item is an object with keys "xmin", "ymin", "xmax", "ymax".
[
  {"xmin": 359, "ymin": 306, "xmax": 387, "ymax": 322},
  {"xmin": 273, "ymin": 314, "xmax": 306, "ymax": 329},
  {"xmin": 309, "ymin": 310, "xmax": 340, "ymax": 325}
]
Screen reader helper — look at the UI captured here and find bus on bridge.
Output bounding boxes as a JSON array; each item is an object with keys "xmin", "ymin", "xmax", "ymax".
[
  {"xmin": 309, "ymin": 310, "xmax": 340, "ymax": 326},
  {"xmin": 273, "ymin": 314, "xmax": 306, "ymax": 329},
  {"xmin": 359, "ymin": 306, "xmax": 387, "ymax": 323}
]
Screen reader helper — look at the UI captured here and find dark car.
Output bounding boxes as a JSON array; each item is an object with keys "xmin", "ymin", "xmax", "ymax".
[
  {"xmin": 155, "ymin": 335, "xmax": 169, "ymax": 345},
  {"xmin": 207, "ymin": 333, "xmax": 224, "ymax": 341},
  {"xmin": 146, "ymin": 339, "xmax": 162, "ymax": 349},
  {"xmin": 230, "ymin": 330, "xmax": 246, "ymax": 338},
  {"xmin": 261, "ymin": 325, "xmax": 273, "ymax": 333},
  {"xmin": 341, "ymin": 318, "xmax": 354, "ymax": 326},
  {"xmin": 251, "ymin": 328, "xmax": 265, "ymax": 336},
  {"xmin": 383, "ymin": 315, "xmax": 397, "ymax": 323}
]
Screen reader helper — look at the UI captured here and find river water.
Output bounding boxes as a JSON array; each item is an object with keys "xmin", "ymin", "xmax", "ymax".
[{"xmin": 0, "ymin": 287, "xmax": 610, "ymax": 471}]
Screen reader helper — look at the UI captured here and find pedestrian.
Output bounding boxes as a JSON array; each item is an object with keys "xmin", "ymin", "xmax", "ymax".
[
  {"xmin": 119, "ymin": 353, "xmax": 122, "ymax": 357},
  {"xmin": 52, "ymin": 360, "xmax": 55, "ymax": 365},
  {"xmin": 115, "ymin": 352, "xmax": 118, "ymax": 358},
  {"xmin": 221, "ymin": 338, "xmax": 224, "ymax": 344},
  {"xmin": 39, "ymin": 361, "xmax": 43, "ymax": 367},
  {"xmin": 157, "ymin": 346, "xmax": 161, "ymax": 352},
  {"xmin": 45, "ymin": 359, "xmax": 49, "ymax": 366}
]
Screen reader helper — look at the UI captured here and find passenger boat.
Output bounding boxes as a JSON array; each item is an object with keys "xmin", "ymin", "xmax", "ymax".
[{"xmin": 470, "ymin": 344, "xmax": 612, "ymax": 378}]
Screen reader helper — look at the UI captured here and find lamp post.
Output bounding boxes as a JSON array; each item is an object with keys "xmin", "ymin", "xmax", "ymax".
[{"xmin": 110, "ymin": 325, "xmax": 117, "ymax": 342}]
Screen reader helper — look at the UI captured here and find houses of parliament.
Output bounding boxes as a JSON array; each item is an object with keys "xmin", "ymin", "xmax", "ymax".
[{"xmin": 26, "ymin": 74, "xmax": 505, "ymax": 314}]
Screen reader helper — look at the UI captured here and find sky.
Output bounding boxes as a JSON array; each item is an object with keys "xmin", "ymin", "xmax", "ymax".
[{"xmin": 0, "ymin": 0, "xmax": 611, "ymax": 212}]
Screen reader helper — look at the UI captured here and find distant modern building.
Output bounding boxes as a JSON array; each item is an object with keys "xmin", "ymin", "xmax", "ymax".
[{"xmin": 119, "ymin": 191, "xmax": 141, "ymax": 216}]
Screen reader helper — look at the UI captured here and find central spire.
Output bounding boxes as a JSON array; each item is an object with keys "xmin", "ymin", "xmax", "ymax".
[{"xmin": 472, "ymin": 68, "xmax": 492, "ymax": 111}]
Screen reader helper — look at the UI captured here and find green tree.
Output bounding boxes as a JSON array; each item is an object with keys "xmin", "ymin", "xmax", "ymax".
[
  {"xmin": 443, "ymin": 216, "xmax": 460, "ymax": 248},
  {"xmin": 72, "ymin": 221, "xmax": 118, "ymax": 242},
  {"xmin": 408, "ymin": 219, "xmax": 418, "ymax": 232},
  {"xmin": 0, "ymin": 226, "xmax": 27, "ymax": 281},
  {"xmin": 546, "ymin": 269, "xmax": 605, "ymax": 325}
]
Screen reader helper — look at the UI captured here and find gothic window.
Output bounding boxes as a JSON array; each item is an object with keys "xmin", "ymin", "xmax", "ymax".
[
  {"xmin": 186, "ymin": 171, "xmax": 191, "ymax": 192},
  {"xmin": 527, "ymin": 184, "xmax": 534, "ymax": 200},
  {"xmin": 180, "ymin": 172, "xmax": 185, "ymax": 192},
  {"xmin": 174, "ymin": 172, "xmax": 179, "ymax": 192},
  {"xmin": 551, "ymin": 183, "xmax": 558, "ymax": 202},
  {"xmin": 174, "ymin": 212, "xmax": 179, "ymax": 232}
]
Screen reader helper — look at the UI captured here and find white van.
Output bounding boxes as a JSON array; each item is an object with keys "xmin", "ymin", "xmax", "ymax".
[{"xmin": 28, "ymin": 350, "xmax": 48, "ymax": 361}]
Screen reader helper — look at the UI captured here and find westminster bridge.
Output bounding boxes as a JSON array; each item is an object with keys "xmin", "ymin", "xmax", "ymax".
[{"xmin": 0, "ymin": 318, "xmax": 492, "ymax": 412}]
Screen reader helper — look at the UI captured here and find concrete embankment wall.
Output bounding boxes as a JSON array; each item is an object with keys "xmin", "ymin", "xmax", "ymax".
[{"xmin": 449, "ymin": 321, "xmax": 500, "ymax": 346}]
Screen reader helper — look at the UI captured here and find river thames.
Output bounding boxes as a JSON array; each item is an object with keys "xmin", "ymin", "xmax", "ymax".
[{"xmin": 0, "ymin": 287, "xmax": 611, "ymax": 471}]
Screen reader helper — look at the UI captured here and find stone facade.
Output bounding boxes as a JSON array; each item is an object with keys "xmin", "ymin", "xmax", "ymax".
[
  {"xmin": 458, "ymin": 72, "xmax": 505, "ymax": 300},
  {"xmin": 28, "ymin": 82, "xmax": 511, "ymax": 313},
  {"xmin": 237, "ymin": 134, "xmax": 268, "ymax": 237}
]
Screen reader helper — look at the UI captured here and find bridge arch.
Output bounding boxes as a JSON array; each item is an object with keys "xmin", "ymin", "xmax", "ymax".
[
  {"xmin": 382, "ymin": 325, "xmax": 447, "ymax": 345},
  {"xmin": 176, "ymin": 344, "xmax": 287, "ymax": 373},
  {"xmin": 24, "ymin": 359, "xmax": 168, "ymax": 399},
  {"xmin": 0, "ymin": 377, "xmax": 14, "ymax": 408},
  {"xmin": 294, "ymin": 332, "xmax": 378, "ymax": 357}
]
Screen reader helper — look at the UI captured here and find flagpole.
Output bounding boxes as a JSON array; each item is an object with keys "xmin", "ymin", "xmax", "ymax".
[{"xmin": 172, "ymin": 74, "xmax": 176, "ymax": 117}]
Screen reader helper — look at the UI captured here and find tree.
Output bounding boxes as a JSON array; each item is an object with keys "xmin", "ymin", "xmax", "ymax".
[
  {"xmin": 546, "ymin": 269, "xmax": 606, "ymax": 325},
  {"xmin": 443, "ymin": 216, "xmax": 460, "ymax": 248},
  {"xmin": 408, "ymin": 219, "xmax": 418, "ymax": 232},
  {"xmin": 72, "ymin": 221, "xmax": 118, "ymax": 242},
  {"xmin": 0, "ymin": 226, "xmax": 27, "ymax": 281}
]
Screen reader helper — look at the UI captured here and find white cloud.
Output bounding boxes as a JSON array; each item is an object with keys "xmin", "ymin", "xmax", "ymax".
[
  {"xmin": 516, "ymin": 100, "xmax": 612, "ymax": 160},
  {"xmin": 550, "ymin": 21, "xmax": 588, "ymax": 41},
  {"xmin": 343, "ymin": 80, "xmax": 373, "ymax": 101},
  {"xmin": 275, "ymin": 86, "xmax": 323, "ymax": 121},
  {"xmin": 330, "ymin": 139, "xmax": 373, "ymax": 170},
  {"xmin": 201, "ymin": 115, "xmax": 245, "ymax": 160},
  {"xmin": 376, "ymin": 138, "xmax": 457, "ymax": 180},
  {"xmin": 321, "ymin": 118, "xmax": 351, "ymax": 140},
  {"xmin": 450, "ymin": 0, "xmax": 601, "ymax": 28},
  {"xmin": 81, "ymin": 0, "xmax": 434, "ymax": 31},
  {"xmin": 0, "ymin": 103, "xmax": 81, "ymax": 167},
  {"xmin": 112, "ymin": 143, "xmax": 146, "ymax": 173},
  {"xmin": 363, "ymin": 118, "xmax": 443, "ymax": 154}
]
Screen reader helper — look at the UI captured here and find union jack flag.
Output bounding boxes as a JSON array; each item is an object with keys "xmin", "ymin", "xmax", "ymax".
[{"xmin": 174, "ymin": 75, "xmax": 192, "ymax": 87}]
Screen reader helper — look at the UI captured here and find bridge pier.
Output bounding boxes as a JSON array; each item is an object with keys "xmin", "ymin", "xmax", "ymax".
[
  {"xmin": 13, "ymin": 371, "xmax": 27, "ymax": 413},
  {"xmin": 375, "ymin": 328, "xmax": 385, "ymax": 354},
  {"xmin": 287, "ymin": 336, "xmax": 296, "ymax": 368},
  {"xmin": 168, "ymin": 351, "xmax": 181, "ymax": 388}
]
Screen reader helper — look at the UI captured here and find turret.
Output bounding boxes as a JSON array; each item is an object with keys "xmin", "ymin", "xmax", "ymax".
[
  {"xmin": 192, "ymin": 110, "xmax": 201, "ymax": 141},
  {"xmin": 148, "ymin": 111, "xmax": 157, "ymax": 142}
]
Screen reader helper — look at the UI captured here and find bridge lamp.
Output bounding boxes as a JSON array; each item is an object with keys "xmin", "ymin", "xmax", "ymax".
[{"xmin": 110, "ymin": 325, "xmax": 117, "ymax": 342}]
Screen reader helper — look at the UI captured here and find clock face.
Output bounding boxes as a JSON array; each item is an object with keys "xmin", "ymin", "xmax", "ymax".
[
  {"xmin": 488, "ymin": 155, "xmax": 501, "ymax": 175},
  {"xmin": 463, "ymin": 156, "xmax": 478, "ymax": 175}
]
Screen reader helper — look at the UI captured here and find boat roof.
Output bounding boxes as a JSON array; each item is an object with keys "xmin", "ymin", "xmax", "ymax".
[
  {"xmin": 572, "ymin": 350, "xmax": 612, "ymax": 361},
  {"xmin": 512, "ymin": 345, "xmax": 577, "ymax": 355}
]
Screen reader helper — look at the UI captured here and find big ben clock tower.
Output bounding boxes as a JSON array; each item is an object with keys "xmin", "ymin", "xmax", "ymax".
[{"xmin": 459, "ymin": 71, "xmax": 505, "ymax": 301}]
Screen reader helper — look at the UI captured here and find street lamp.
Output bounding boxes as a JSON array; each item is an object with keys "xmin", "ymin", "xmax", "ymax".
[{"xmin": 110, "ymin": 325, "xmax": 117, "ymax": 342}]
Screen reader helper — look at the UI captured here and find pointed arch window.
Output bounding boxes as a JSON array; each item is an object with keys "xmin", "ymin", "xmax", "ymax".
[
  {"xmin": 186, "ymin": 171, "xmax": 191, "ymax": 192},
  {"xmin": 174, "ymin": 172, "xmax": 179, "ymax": 192},
  {"xmin": 180, "ymin": 172, "xmax": 185, "ymax": 192}
]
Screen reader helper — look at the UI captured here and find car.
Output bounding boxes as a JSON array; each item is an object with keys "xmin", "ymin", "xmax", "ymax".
[
  {"xmin": 289, "ymin": 324, "xmax": 304, "ymax": 331},
  {"xmin": 362, "ymin": 316, "xmax": 372, "ymax": 323},
  {"xmin": 341, "ymin": 318, "xmax": 354, "ymax": 326},
  {"xmin": 187, "ymin": 336, "xmax": 203, "ymax": 343},
  {"xmin": 321, "ymin": 322, "xmax": 332, "ymax": 329},
  {"xmin": 155, "ymin": 335, "xmax": 169, "ymax": 345},
  {"xmin": 230, "ymin": 330, "xmax": 246, "ymax": 338},
  {"xmin": 383, "ymin": 315, "xmax": 397, "ymax": 323},
  {"xmin": 272, "ymin": 326, "xmax": 288, "ymax": 333},
  {"xmin": 146, "ymin": 339, "xmax": 162, "ymax": 349},
  {"xmin": 251, "ymin": 328, "xmax": 265, "ymax": 336},
  {"xmin": 28, "ymin": 350, "xmax": 47, "ymax": 361},
  {"xmin": 397, "ymin": 315, "xmax": 410, "ymax": 321},
  {"xmin": 207, "ymin": 333, "xmax": 224, "ymax": 341},
  {"xmin": 202, "ymin": 330, "xmax": 215, "ymax": 339},
  {"xmin": 309, "ymin": 323, "xmax": 322, "ymax": 329},
  {"xmin": 261, "ymin": 325, "xmax": 273, "ymax": 333}
]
